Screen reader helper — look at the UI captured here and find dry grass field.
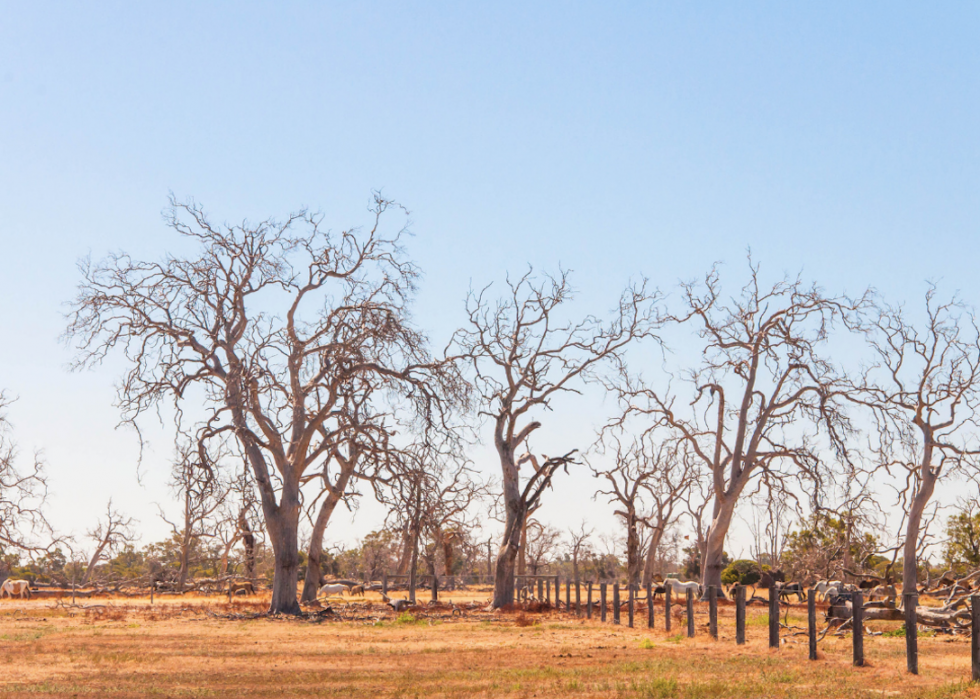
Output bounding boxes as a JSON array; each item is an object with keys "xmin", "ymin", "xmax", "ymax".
[{"xmin": 1, "ymin": 589, "xmax": 979, "ymax": 698}]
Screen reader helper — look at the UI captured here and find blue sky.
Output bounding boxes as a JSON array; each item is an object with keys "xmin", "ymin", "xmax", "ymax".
[{"xmin": 1, "ymin": 3, "xmax": 978, "ymax": 554}]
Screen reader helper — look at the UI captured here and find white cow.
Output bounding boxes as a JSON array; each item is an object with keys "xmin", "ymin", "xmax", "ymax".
[
  {"xmin": 812, "ymin": 580, "xmax": 842, "ymax": 602},
  {"xmin": 0, "ymin": 579, "xmax": 31, "ymax": 599},
  {"xmin": 317, "ymin": 583, "xmax": 349, "ymax": 599},
  {"xmin": 665, "ymin": 579, "xmax": 702, "ymax": 598}
]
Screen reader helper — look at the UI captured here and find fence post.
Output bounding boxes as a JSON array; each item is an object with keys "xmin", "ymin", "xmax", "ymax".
[
  {"xmin": 647, "ymin": 582, "xmax": 654, "ymax": 629},
  {"xmin": 555, "ymin": 576, "xmax": 560, "ymax": 607},
  {"xmin": 708, "ymin": 585, "xmax": 717, "ymax": 639},
  {"xmin": 566, "ymin": 580, "xmax": 571, "ymax": 610},
  {"xmin": 587, "ymin": 582, "xmax": 593, "ymax": 619},
  {"xmin": 613, "ymin": 583, "xmax": 621, "ymax": 624},
  {"xmin": 904, "ymin": 592, "xmax": 918, "ymax": 674},
  {"xmin": 600, "ymin": 583, "xmax": 608, "ymax": 622},
  {"xmin": 736, "ymin": 585, "xmax": 746, "ymax": 645},
  {"xmin": 546, "ymin": 578, "xmax": 551, "ymax": 603},
  {"xmin": 768, "ymin": 588, "xmax": 780, "ymax": 649},
  {"xmin": 628, "ymin": 585, "xmax": 635, "ymax": 627},
  {"xmin": 972, "ymin": 596, "xmax": 980, "ymax": 681},
  {"xmin": 686, "ymin": 588, "xmax": 695, "ymax": 638},
  {"xmin": 852, "ymin": 591, "xmax": 864, "ymax": 667},
  {"xmin": 665, "ymin": 585, "xmax": 672, "ymax": 632},
  {"xmin": 431, "ymin": 575, "xmax": 439, "ymax": 603},
  {"xmin": 807, "ymin": 589, "xmax": 817, "ymax": 660},
  {"xmin": 382, "ymin": 572, "xmax": 388, "ymax": 597},
  {"xmin": 576, "ymin": 581, "xmax": 582, "ymax": 615}
]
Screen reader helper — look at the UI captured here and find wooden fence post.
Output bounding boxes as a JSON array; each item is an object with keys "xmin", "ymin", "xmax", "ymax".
[
  {"xmin": 852, "ymin": 591, "xmax": 864, "ymax": 667},
  {"xmin": 555, "ymin": 576, "xmax": 560, "ymax": 607},
  {"xmin": 576, "ymin": 581, "xmax": 582, "ymax": 615},
  {"xmin": 904, "ymin": 592, "xmax": 918, "ymax": 674},
  {"xmin": 600, "ymin": 583, "xmax": 607, "ymax": 622},
  {"xmin": 566, "ymin": 580, "xmax": 571, "ymax": 610},
  {"xmin": 613, "ymin": 583, "xmax": 621, "ymax": 625},
  {"xmin": 587, "ymin": 582, "xmax": 593, "ymax": 619},
  {"xmin": 736, "ymin": 585, "xmax": 746, "ymax": 645},
  {"xmin": 807, "ymin": 589, "xmax": 817, "ymax": 660},
  {"xmin": 972, "ymin": 596, "xmax": 980, "ymax": 681},
  {"xmin": 665, "ymin": 585, "xmax": 672, "ymax": 632},
  {"xmin": 708, "ymin": 585, "xmax": 717, "ymax": 639},
  {"xmin": 647, "ymin": 582, "xmax": 654, "ymax": 629},
  {"xmin": 768, "ymin": 588, "xmax": 780, "ymax": 649},
  {"xmin": 628, "ymin": 585, "xmax": 635, "ymax": 628},
  {"xmin": 537, "ymin": 578, "xmax": 543, "ymax": 601},
  {"xmin": 546, "ymin": 578, "xmax": 551, "ymax": 602},
  {"xmin": 431, "ymin": 575, "xmax": 439, "ymax": 603},
  {"xmin": 686, "ymin": 588, "xmax": 695, "ymax": 638}
]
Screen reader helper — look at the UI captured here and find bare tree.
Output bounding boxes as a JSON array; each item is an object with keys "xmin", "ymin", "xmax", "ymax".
[
  {"xmin": 452, "ymin": 268, "xmax": 659, "ymax": 607},
  {"xmin": 850, "ymin": 289, "xmax": 980, "ymax": 593},
  {"xmin": 66, "ymin": 195, "xmax": 463, "ymax": 614},
  {"xmin": 566, "ymin": 522, "xmax": 593, "ymax": 585},
  {"xmin": 0, "ymin": 393, "xmax": 51, "ymax": 555},
  {"xmin": 159, "ymin": 444, "xmax": 229, "ymax": 592},
  {"xmin": 612, "ymin": 262, "xmax": 859, "ymax": 588},
  {"xmin": 523, "ymin": 520, "xmax": 561, "ymax": 576},
  {"xmin": 81, "ymin": 500, "xmax": 137, "ymax": 586},
  {"xmin": 640, "ymin": 444, "xmax": 699, "ymax": 585}
]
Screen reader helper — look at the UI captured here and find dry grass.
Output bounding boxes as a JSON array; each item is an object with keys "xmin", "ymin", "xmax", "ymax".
[{"xmin": 0, "ymin": 592, "xmax": 978, "ymax": 698}]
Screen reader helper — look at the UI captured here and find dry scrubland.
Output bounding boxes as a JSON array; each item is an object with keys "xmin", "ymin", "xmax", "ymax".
[{"xmin": 1, "ymin": 590, "xmax": 979, "ymax": 699}]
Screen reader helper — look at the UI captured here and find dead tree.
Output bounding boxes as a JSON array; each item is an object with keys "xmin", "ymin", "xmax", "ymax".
[
  {"xmin": 611, "ymin": 261, "xmax": 860, "ymax": 589},
  {"xmin": 452, "ymin": 268, "xmax": 660, "ymax": 607},
  {"xmin": 849, "ymin": 288, "xmax": 980, "ymax": 594},
  {"xmin": 641, "ymin": 444, "xmax": 699, "ymax": 586},
  {"xmin": 159, "ymin": 444, "xmax": 229, "ymax": 592},
  {"xmin": 566, "ymin": 522, "xmax": 593, "ymax": 586},
  {"xmin": 81, "ymin": 500, "xmax": 136, "ymax": 586},
  {"xmin": 0, "ymin": 392, "xmax": 51, "ymax": 554},
  {"xmin": 66, "ymin": 195, "xmax": 463, "ymax": 614}
]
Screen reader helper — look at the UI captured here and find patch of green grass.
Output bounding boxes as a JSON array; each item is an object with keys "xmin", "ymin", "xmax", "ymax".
[
  {"xmin": 639, "ymin": 637, "xmax": 655, "ymax": 649},
  {"xmin": 666, "ymin": 633, "xmax": 685, "ymax": 643}
]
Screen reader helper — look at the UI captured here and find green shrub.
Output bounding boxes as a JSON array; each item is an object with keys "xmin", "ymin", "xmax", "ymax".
[{"xmin": 721, "ymin": 559, "xmax": 762, "ymax": 586}]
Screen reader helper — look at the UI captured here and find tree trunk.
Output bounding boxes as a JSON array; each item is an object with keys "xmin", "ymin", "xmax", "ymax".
[
  {"xmin": 264, "ymin": 480, "xmax": 302, "ymax": 615},
  {"xmin": 701, "ymin": 496, "xmax": 737, "ymax": 589},
  {"xmin": 396, "ymin": 525, "xmax": 413, "ymax": 575},
  {"xmin": 904, "ymin": 466, "xmax": 938, "ymax": 594},
  {"xmin": 517, "ymin": 515, "xmax": 528, "ymax": 577},
  {"xmin": 240, "ymin": 511, "xmax": 256, "ymax": 585},
  {"xmin": 178, "ymin": 529, "xmax": 191, "ymax": 592},
  {"xmin": 492, "ymin": 499, "xmax": 525, "ymax": 608},
  {"xmin": 642, "ymin": 528, "xmax": 663, "ymax": 587},
  {"xmin": 626, "ymin": 520, "xmax": 641, "ymax": 589},
  {"xmin": 300, "ymin": 469, "xmax": 353, "ymax": 603}
]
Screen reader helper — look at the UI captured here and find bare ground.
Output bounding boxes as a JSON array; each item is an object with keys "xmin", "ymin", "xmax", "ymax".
[{"xmin": 0, "ymin": 590, "xmax": 977, "ymax": 698}]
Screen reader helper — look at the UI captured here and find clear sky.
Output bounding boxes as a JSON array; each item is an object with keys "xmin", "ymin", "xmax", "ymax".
[{"xmin": 1, "ymin": 3, "xmax": 978, "ymax": 556}]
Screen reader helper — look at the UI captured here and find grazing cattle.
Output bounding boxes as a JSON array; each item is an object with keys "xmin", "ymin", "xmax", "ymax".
[
  {"xmin": 228, "ymin": 581, "xmax": 254, "ymax": 596},
  {"xmin": 778, "ymin": 582, "xmax": 805, "ymax": 603},
  {"xmin": 665, "ymin": 579, "xmax": 702, "ymax": 598},
  {"xmin": 812, "ymin": 580, "xmax": 842, "ymax": 602},
  {"xmin": 317, "ymin": 583, "xmax": 349, "ymax": 599},
  {"xmin": 380, "ymin": 592, "xmax": 414, "ymax": 612},
  {"xmin": 0, "ymin": 579, "xmax": 31, "ymax": 599}
]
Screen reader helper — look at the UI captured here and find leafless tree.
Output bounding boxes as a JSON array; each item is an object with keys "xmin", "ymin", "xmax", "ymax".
[
  {"xmin": 159, "ymin": 444, "xmax": 229, "ymax": 592},
  {"xmin": 384, "ymin": 438, "xmax": 488, "ymax": 600},
  {"xmin": 523, "ymin": 520, "xmax": 561, "ymax": 576},
  {"xmin": 640, "ymin": 444, "xmax": 700, "ymax": 586},
  {"xmin": 612, "ymin": 261, "xmax": 860, "ymax": 588},
  {"xmin": 452, "ymin": 268, "xmax": 660, "ymax": 607},
  {"xmin": 0, "ymin": 393, "xmax": 51, "ymax": 555},
  {"xmin": 66, "ymin": 195, "xmax": 464, "ymax": 614},
  {"xmin": 566, "ymin": 522, "xmax": 593, "ymax": 585},
  {"xmin": 81, "ymin": 500, "xmax": 137, "ymax": 587},
  {"xmin": 849, "ymin": 288, "xmax": 980, "ymax": 592}
]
